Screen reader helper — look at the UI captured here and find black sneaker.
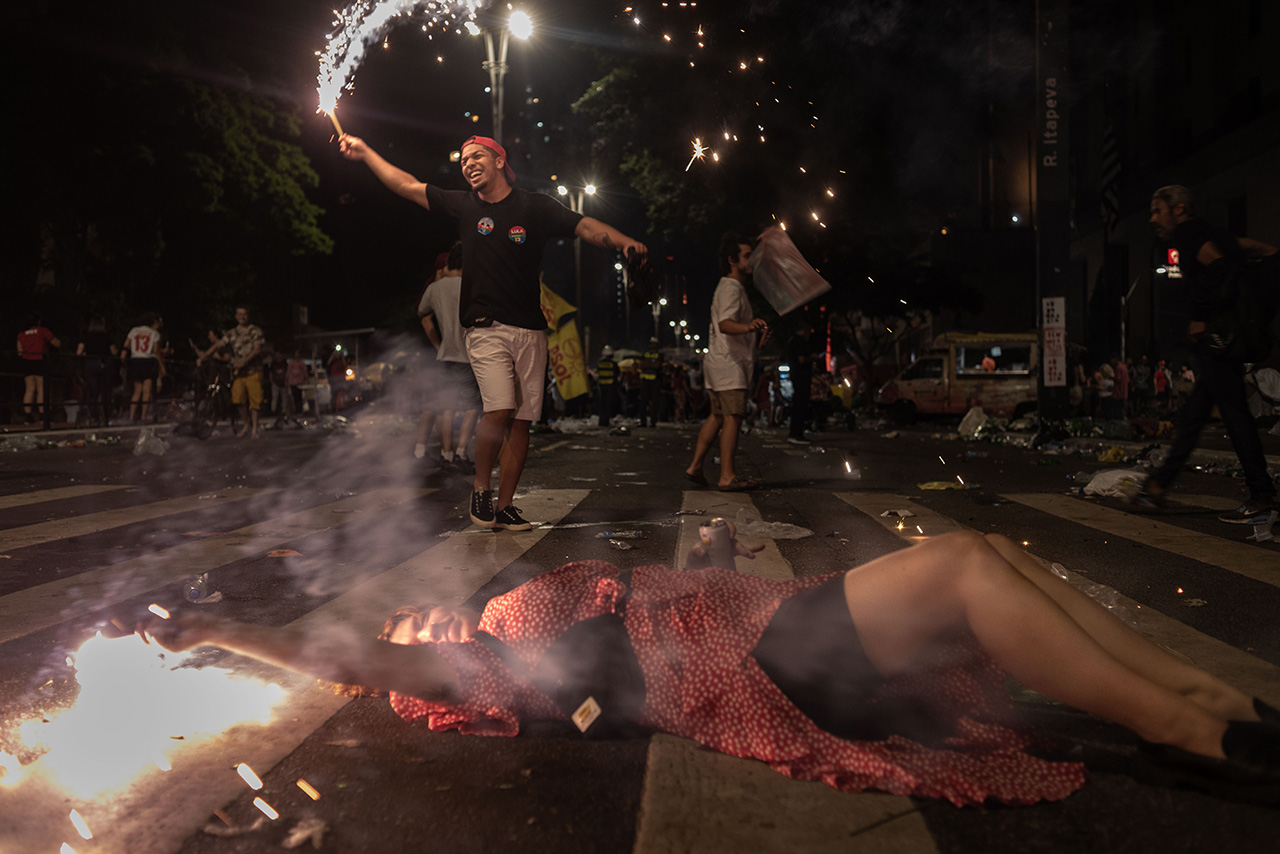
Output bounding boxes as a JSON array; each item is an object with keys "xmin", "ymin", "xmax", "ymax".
[
  {"xmin": 1218, "ymin": 500, "xmax": 1278, "ymax": 525},
  {"xmin": 469, "ymin": 489, "xmax": 496, "ymax": 528},
  {"xmin": 452, "ymin": 455, "xmax": 476, "ymax": 474},
  {"xmin": 494, "ymin": 505, "xmax": 533, "ymax": 531}
]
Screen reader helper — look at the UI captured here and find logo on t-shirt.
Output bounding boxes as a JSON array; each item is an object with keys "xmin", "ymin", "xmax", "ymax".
[
  {"xmin": 508, "ymin": 226, "xmax": 527, "ymax": 245},
  {"xmin": 477, "ymin": 217, "xmax": 495, "ymax": 236}
]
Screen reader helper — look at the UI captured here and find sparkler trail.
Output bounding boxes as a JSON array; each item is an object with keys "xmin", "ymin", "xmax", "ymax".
[{"xmin": 316, "ymin": 1, "xmax": 482, "ymax": 120}]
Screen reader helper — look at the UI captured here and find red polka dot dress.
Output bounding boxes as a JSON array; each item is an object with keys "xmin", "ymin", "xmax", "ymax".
[{"xmin": 390, "ymin": 561, "xmax": 1086, "ymax": 806}]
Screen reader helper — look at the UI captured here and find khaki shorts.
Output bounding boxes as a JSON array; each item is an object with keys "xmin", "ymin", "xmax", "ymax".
[
  {"xmin": 231, "ymin": 372, "xmax": 264, "ymax": 409},
  {"xmin": 465, "ymin": 323, "xmax": 547, "ymax": 421},
  {"xmin": 708, "ymin": 387, "xmax": 747, "ymax": 417}
]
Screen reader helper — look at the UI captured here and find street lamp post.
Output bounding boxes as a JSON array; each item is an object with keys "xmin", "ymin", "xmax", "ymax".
[
  {"xmin": 467, "ymin": 10, "xmax": 533, "ymax": 146},
  {"xmin": 652, "ymin": 297, "xmax": 667, "ymax": 342},
  {"xmin": 557, "ymin": 183, "xmax": 595, "ymax": 312}
]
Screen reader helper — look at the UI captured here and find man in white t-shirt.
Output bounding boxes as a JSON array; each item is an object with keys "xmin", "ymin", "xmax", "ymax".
[
  {"xmin": 415, "ymin": 242, "xmax": 480, "ymax": 471},
  {"xmin": 684, "ymin": 232, "xmax": 770, "ymax": 490}
]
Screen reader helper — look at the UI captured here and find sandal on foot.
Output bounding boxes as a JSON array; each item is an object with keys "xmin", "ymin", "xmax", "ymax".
[
  {"xmin": 718, "ymin": 476, "xmax": 759, "ymax": 492},
  {"xmin": 685, "ymin": 470, "xmax": 708, "ymax": 487}
]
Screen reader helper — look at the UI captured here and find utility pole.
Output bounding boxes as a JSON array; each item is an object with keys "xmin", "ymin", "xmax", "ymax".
[{"xmin": 1035, "ymin": 0, "xmax": 1072, "ymax": 421}]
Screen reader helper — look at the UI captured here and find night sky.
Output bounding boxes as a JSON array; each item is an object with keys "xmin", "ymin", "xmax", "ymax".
[{"xmin": 6, "ymin": 0, "xmax": 1144, "ymax": 353}]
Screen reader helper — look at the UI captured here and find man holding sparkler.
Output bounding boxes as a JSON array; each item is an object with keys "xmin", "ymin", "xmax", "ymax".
[{"xmin": 340, "ymin": 133, "xmax": 647, "ymax": 530}]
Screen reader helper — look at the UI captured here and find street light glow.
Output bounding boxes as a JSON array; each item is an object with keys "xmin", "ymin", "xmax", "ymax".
[
  {"xmin": 584, "ymin": 184, "xmax": 596, "ymax": 195},
  {"xmin": 509, "ymin": 10, "xmax": 533, "ymax": 40},
  {"xmin": 465, "ymin": 21, "xmax": 480, "ymax": 36},
  {"xmin": 557, "ymin": 185, "xmax": 568, "ymax": 195}
]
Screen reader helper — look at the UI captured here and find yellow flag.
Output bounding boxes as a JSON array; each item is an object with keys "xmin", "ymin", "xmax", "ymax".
[
  {"xmin": 539, "ymin": 282, "xmax": 576, "ymax": 331},
  {"xmin": 548, "ymin": 318, "xmax": 590, "ymax": 401}
]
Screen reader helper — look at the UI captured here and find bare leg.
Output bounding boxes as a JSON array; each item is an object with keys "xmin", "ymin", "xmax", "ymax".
[
  {"xmin": 473, "ymin": 409, "xmax": 512, "ymax": 493},
  {"xmin": 496, "ymin": 419, "xmax": 531, "ymax": 510},
  {"xmin": 141, "ymin": 378, "xmax": 153, "ymax": 422},
  {"xmin": 686, "ymin": 413, "xmax": 723, "ymax": 476},
  {"xmin": 439, "ymin": 410, "xmax": 455, "ymax": 457},
  {"xmin": 717, "ymin": 414, "xmax": 742, "ymax": 486},
  {"xmin": 130, "ymin": 381, "xmax": 143, "ymax": 423},
  {"xmin": 457, "ymin": 409, "xmax": 478, "ymax": 458},
  {"xmin": 842, "ymin": 531, "xmax": 1232, "ymax": 758},
  {"xmin": 22, "ymin": 375, "xmax": 36, "ymax": 417},
  {"xmin": 982, "ymin": 534, "xmax": 1256, "ymax": 722},
  {"xmin": 415, "ymin": 411, "xmax": 436, "ymax": 458}
]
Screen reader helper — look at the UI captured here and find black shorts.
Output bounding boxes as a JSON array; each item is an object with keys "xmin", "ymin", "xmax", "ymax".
[
  {"xmin": 128, "ymin": 359, "xmax": 159, "ymax": 383},
  {"xmin": 753, "ymin": 576, "xmax": 953, "ymax": 745},
  {"xmin": 21, "ymin": 359, "xmax": 43, "ymax": 378}
]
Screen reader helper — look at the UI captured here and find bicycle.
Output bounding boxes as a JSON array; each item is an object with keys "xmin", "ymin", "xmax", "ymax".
[{"xmin": 191, "ymin": 359, "xmax": 238, "ymax": 440}]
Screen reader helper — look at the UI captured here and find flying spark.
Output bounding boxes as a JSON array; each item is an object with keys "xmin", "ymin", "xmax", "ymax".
[
  {"xmin": 69, "ymin": 810, "xmax": 92, "ymax": 840},
  {"xmin": 685, "ymin": 138, "xmax": 708, "ymax": 171},
  {"xmin": 237, "ymin": 762, "xmax": 265, "ymax": 790},
  {"xmin": 253, "ymin": 797, "xmax": 280, "ymax": 820}
]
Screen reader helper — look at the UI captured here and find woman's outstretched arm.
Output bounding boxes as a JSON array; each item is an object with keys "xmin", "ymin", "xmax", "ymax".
[{"xmin": 140, "ymin": 612, "xmax": 460, "ymax": 702}]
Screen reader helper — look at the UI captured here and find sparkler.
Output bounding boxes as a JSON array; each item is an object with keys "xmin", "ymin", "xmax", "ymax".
[
  {"xmin": 316, "ymin": 1, "xmax": 482, "ymax": 134},
  {"xmin": 685, "ymin": 138, "xmax": 707, "ymax": 171},
  {"xmin": 7, "ymin": 633, "xmax": 284, "ymax": 797}
]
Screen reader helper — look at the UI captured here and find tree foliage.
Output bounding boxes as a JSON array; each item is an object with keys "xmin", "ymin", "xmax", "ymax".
[{"xmin": 3, "ymin": 4, "xmax": 332, "ymax": 342}]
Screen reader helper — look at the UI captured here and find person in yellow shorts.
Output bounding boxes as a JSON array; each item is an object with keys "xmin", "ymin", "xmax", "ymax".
[{"xmin": 214, "ymin": 306, "xmax": 265, "ymax": 439}]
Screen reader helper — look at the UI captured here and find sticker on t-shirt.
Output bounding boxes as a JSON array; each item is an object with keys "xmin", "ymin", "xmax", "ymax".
[
  {"xmin": 477, "ymin": 216, "xmax": 495, "ymax": 236},
  {"xmin": 508, "ymin": 225, "xmax": 527, "ymax": 244}
]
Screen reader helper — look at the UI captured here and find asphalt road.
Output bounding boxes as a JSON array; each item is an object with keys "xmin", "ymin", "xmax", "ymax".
[{"xmin": 2, "ymin": 409, "xmax": 1280, "ymax": 853}]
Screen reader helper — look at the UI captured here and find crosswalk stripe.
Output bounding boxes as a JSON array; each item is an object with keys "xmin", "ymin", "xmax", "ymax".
[
  {"xmin": 293, "ymin": 489, "xmax": 594, "ymax": 634},
  {"xmin": 0, "ymin": 488, "xmax": 593, "ymax": 854},
  {"xmin": 675, "ymin": 490, "xmax": 793, "ymax": 580},
  {"xmin": 634, "ymin": 734, "xmax": 937, "ymax": 854},
  {"xmin": 837, "ymin": 492, "xmax": 1280, "ymax": 708},
  {"xmin": 999, "ymin": 493, "xmax": 1280, "ymax": 586},
  {"xmin": 0, "ymin": 484, "xmax": 132, "ymax": 512},
  {"xmin": 0, "ymin": 487, "xmax": 429, "ymax": 644},
  {"xmin": 639, "ymin": 492, "xmax": 932, "ymax": 854},
  {"xmin": 0, "ymin": 486, "xmax": 278, "ymax": 553},
  {"xmin": 835, "ymin": 492, "xmax": 969, "ymax": 540}
]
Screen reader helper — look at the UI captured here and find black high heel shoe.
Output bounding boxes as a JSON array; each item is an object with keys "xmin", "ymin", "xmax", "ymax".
[
  {"xmin": 1255, "ymin": 697, "xmax": 1280, "ymax": 724},
  {"xmin": 1135, "ymin": 720, "xmax": 1280, "ymax": 806}
]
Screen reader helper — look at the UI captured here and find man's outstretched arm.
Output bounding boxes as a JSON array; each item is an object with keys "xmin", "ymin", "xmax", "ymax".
[
  {"xmin": 339, "ymin": 134, "xmax": 431, "ymax": 210},
  {"xmin": 576, "ymin": 216, "xmax": 646, "ymax": 257}
]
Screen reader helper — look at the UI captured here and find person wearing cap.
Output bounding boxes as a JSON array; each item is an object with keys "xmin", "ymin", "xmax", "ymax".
[
  {"xmin": 639, "ymin": 337, "xmax": 663, "ymax": 428},
  {"xmin": 595, "ymin": 345, "xmax": 619, "ymax": 427},
  {"xmin": 340, "ymin": 132, "xmax": 647, "ymax": 531}
]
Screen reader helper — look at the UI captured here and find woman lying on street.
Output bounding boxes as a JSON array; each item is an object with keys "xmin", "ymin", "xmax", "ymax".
[{"xmin": 138, "ymin": 530, "xmax": 1280, "ymax": 806}]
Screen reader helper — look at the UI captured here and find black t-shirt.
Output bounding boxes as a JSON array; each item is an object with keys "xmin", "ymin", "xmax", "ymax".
[
  {"xmin": 1172, "ymin": 218, "xmax": 1243, "ymax": 321},
  {"xmin": 425, "ymin": 186, "xmax": 583, "ymax": 330},
  {"xmin": 787, "ymin": 333, "xmax": 815, "ymax": 379}
]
